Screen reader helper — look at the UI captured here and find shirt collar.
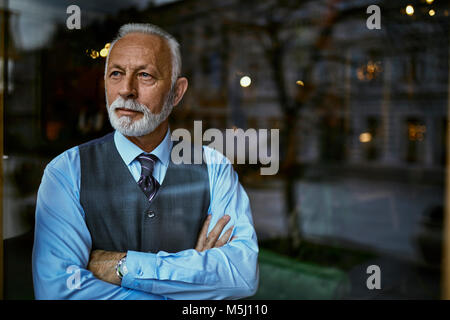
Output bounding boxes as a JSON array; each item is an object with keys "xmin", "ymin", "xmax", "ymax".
[{"xmin": 114, "ymin": 127, "xmax": 172, "ymax": 168}]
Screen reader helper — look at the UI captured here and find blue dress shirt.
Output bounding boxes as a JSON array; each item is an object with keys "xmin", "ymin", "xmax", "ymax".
[{"xmin": 32, "ymin": 128, "xmax": 259, "ymax": 300}]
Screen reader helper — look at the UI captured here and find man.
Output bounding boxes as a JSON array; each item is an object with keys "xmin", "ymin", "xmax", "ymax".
[{"xmin": 32, "ymin": 23, "xmax": 259, "ymax": 300}]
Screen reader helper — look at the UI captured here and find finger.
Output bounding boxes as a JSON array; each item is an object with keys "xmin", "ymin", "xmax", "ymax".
[
  {"xmin": 205, "ymin": 215, "xmax": 230, "ymax": 248},
  {"xmin": 214, "ymin": 226, "xmax": 234, "ymax": 248},
  {"xmin": 195, "ymin": 215, "xmax": 212, "ymax": 251},
  {"xmin": 195, "ymin": 214, "xmax": 212, "ymax": 251},
  {"xmin": 205, "ymin": 215, "xmax": 231, "ymax": 249}
]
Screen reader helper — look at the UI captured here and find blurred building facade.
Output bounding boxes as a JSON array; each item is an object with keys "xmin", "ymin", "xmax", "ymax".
[{"xmin": 141, "ymin": 0, "xmax": 449, "ymax": 177}]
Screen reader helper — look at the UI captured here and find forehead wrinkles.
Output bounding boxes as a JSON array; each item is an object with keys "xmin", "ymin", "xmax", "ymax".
[
  {"xmin": 109, "ymin": 34, "xmax": 172, "ymax": 76},
  {"xmin": 111, "ymin": 46, "xmax": 157, "ymax": 66}
]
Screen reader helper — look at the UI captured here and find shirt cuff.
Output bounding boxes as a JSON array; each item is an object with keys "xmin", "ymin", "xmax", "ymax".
[{"xmin": 121, "ymin": 250, "xmax": 158, "ymax": 290}]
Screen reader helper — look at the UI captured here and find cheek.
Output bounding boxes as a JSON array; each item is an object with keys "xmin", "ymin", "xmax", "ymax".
[
  {"xmin": 138, "ymin": 87, "xmax": 168, "ymax": 110},
  {"xmin": 105, "ymin": 84, "xmax": 118, "ymax": 105}
]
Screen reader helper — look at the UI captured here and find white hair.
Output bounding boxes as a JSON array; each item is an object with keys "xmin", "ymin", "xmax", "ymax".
[{"xmin": 105, "ymin": 23, "xmax": 182, "ymax": 85}]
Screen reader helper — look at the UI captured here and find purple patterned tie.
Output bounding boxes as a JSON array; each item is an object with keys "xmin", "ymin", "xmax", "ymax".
[{"xmin": 137, "ymin": 153, "xmax": 160, "ymax": 202}]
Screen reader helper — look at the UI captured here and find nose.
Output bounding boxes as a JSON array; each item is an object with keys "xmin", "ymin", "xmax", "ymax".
[{"xmin": 118, "ymin": 74, "xmax": 137, "ymax": 100}]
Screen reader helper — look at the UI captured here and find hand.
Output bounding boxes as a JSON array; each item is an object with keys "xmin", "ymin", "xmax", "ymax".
[
  {"xmin": 195, "ymin": 214, "xmax": 236, "ymax": 252},
  {"xmin": 87, "ymin": 249, "xmax": 125, "ymax": 285}
]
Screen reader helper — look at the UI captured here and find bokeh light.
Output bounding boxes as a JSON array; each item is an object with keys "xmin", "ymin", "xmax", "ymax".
[{"xmin": 240, "ymin": 76, "xmax": 252, "ymax": 87}]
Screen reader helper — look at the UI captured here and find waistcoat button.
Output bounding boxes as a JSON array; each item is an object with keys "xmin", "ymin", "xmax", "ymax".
[{"xmin": 146, "ymin": 210, "xmax": 155, "ymax": 218}]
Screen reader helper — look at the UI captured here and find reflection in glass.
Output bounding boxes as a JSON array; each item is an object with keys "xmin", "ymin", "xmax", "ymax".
[{"xmin": 2, "ymin": 0, "xmax": 449, "ymax": 300}]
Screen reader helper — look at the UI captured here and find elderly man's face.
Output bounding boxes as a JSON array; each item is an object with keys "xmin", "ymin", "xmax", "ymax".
[{"xmin": 105, "ymin": 33, "xmax": 174, "ymax": 124}]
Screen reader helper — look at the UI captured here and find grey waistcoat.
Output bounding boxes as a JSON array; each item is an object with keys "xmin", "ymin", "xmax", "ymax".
[{"xmin": 79, "ymin": 132, "xmax": 210, "ymax": 253}]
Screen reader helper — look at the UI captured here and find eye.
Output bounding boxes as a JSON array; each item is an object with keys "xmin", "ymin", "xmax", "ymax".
[
  {"xmin": 139, "ymin": 72, "xmax": 153, "ymax": 79},
  {"xmin": 110, "ymin": 70, "xmax": 121, "ymax": 78}
]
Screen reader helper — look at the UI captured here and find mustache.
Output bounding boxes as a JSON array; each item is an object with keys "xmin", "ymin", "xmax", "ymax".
[{"xmin": 109, "ymin": 97, "xmax": 148, "ymax": 113}]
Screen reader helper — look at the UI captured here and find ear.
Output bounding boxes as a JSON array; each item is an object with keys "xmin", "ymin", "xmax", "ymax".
[{"xmin": 172, "ymin": 77, "xmax": 188, "ymax": 107}]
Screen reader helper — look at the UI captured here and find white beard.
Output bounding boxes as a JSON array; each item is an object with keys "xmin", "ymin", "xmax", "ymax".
[{"xmin": 106, "ymin": 88, "xmax": 175, "ymax": 137}]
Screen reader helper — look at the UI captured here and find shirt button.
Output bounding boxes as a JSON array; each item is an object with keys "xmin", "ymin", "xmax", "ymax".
[{"xmin": 146, "ymin": 210, "xmax": 155, "ymax": 218}]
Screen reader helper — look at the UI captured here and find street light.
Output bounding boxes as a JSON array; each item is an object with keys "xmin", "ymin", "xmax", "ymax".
[
  {"xmin": 406, "ymin": 5, "xmax": 414, "ymax": 16},
  {"xmin": 359, "ymin": 132, "xmax": 372, "ymax": 143},
  {"xmin": 240, "ymin": 76, "xmax": 251, "ymax": 88}
]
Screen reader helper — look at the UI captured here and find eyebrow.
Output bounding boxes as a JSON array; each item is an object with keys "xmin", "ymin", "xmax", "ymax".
[{"xmin": 108, "ymin": 63, "xmax": 160, "ymax": 76}]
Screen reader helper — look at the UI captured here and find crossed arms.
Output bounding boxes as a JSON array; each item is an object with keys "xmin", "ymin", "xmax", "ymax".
[
  {"xmin": 87, "ymin": 214, "xmax": 236, "ymax": 286},
  {"xmin": 32, "ymin": 146, "xmax": 259, "ymax": 300}
]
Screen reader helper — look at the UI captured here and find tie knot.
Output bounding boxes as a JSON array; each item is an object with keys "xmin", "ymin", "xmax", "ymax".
[{"xmin": 137, "ymin": 153, "xmax": 158, "ymax": 177}]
